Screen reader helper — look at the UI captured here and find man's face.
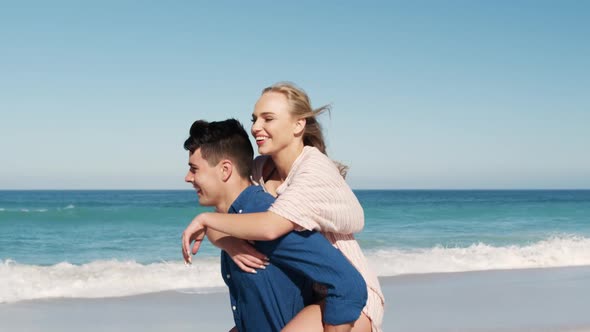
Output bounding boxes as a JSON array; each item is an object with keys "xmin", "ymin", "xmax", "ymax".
[{"xmin": 184, "ymin": 148, "xmax": 223, "ymax": 207}]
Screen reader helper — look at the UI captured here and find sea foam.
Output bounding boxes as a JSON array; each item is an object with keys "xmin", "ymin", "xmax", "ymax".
[
  {"xmin": 367, "ymin": 235, "xmax": 590, "ymax": 276},
  {"xmin": 0, "ymin": 258, "xmax": 225, "ymax": 304},
  {"xmin": 2, "ymin": 235, "xmax": 589, "ymax": 303}
]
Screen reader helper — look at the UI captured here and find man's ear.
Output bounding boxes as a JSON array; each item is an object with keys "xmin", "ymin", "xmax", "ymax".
[
  {"xmin": 220, "ymin": 160, "xmax": 233, "ymax": 182},
  {"xmin": 294, "ymin": 118, "xmax": 306, "ymax": 136}
]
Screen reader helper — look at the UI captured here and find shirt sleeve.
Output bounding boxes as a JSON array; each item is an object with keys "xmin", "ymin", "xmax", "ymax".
[
  {"xmin": 255, "ymin": 230, "xmax": 368, "ymax": 325},
  {"xmin": 268, "ymin": 148, "xmax": 365, "ymax": 233}
]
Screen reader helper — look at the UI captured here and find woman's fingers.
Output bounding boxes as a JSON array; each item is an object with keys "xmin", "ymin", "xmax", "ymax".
[
  {"xmin": 241, "ymin": 253, "xmax": 265, "ymax": 267},
  {"xmin": 234, "ymin": 260, "xmax": 256, "ymax": 273},
  {"xmin": 191, "ymin": 231, "xmax": 206, "ymax": 255},
  {"xmin": 233, "ymin": 254, "xmax": 268, "ymax": 273},
  {"xmin": 181, "ymin": 232, "xmax": 191, "ymax": 264},
  {"xmin": 223, "ymin": 239, "xmax": 271, "ymax": 272},
  {"xmin": 181, "ymin": 215, "xmax": 207, "ymax": 264},
  {"xmin": 239, "ymin": 242, "xmax": 269, "ymax": 264}
]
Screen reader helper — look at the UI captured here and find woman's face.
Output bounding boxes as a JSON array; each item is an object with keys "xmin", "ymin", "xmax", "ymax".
[{"xmin": 251, "ymin": 92, "xmax": 301, "ymax": 156}]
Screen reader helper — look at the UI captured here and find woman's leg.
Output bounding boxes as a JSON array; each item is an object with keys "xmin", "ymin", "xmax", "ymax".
[
  {"xmin": 281, "ymin": 304, "xmax": 372, "ymax": 332},
  {"xmin": 349, "ymin": 313, "xmax": 372, "ymax": 332},
  {"xmin": 282, "ymin": 304, "xmax": 323, "ymax": 331}
]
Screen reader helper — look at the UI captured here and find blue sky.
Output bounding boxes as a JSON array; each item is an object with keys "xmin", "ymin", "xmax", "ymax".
[{"xmin": 1, "ymin": 1, "xmax": 588, "ymax": 189}]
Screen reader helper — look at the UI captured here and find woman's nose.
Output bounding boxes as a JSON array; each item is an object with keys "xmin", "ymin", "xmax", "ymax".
[{"xmin": 251, "ymin": 119, "xmax": 261, "ymax": 134}]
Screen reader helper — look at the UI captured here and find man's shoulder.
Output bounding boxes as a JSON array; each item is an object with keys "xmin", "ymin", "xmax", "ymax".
[
  {"xmin": 235, "ymin": 185, "xmax": 275, "ymax": 213},
  {"xmin": 242, "ymin": 185, "xmax": 275, "ymax": 201}
]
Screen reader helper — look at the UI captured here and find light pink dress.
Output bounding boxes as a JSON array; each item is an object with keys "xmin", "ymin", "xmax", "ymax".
[{"xmin": 252, "ymin": 146, "xmax": 385, "ymax": 332}]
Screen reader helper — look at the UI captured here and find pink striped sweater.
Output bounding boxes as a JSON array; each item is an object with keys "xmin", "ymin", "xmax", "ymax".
[{"xmin": 252, "ymin": 146, "xmax": 385, "ymax": 332}]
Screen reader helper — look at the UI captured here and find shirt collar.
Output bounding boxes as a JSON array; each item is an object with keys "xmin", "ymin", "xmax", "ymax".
[{"xmin": 228, "ymin": 185, "xmax": 260, "ymax": 214}]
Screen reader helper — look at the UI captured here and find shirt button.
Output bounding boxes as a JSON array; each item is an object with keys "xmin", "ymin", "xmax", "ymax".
[
  {"xmin": 238, "ymin": 209, "xmax": 243, "ymax": 213},
  {"xmin": 232, "ymin": 306, "xmax": 236, "ymax": 311},
  {"xmin": 226, "ymin": 274, "xmax": 231, "ymax": 279}
]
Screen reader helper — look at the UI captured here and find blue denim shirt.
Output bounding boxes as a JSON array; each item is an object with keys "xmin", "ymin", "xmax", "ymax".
[{"xmin": 221, "ymin": 185, "xmax": 367, "ymax": 331}]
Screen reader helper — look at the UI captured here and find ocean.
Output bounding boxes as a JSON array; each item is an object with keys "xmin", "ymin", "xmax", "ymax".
[{"xmin": 1, "ymin": 190, "xmax": 589, "ymax": 303}]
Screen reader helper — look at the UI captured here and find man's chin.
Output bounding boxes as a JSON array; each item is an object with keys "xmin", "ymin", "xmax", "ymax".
[{"xmin": 198, "ymin": 197, "xmax": 212, "ymax": 206}]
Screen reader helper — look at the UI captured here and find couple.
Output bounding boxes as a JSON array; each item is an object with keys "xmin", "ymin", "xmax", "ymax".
[{"xmin": 181, "ymin": 83, "xmax": 384, "ymax": 332}]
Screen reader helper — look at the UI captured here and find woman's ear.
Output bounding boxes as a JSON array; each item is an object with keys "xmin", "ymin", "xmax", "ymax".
[{"xmin": 294, "ymin": 118, "xmax": 306, "ymax": 136}]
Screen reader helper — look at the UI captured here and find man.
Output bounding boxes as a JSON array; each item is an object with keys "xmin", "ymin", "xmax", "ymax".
[{"xmin": 182, "ymin": 119, "xmax": 367, "ymax": 331}]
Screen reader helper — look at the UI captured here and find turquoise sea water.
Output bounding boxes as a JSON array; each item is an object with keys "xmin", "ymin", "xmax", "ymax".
[{"xmin": 1, "ymin": 190, "xmax": 589, "ymax": 302}]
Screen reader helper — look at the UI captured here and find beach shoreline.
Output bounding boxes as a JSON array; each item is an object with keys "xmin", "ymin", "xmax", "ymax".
[{"xmin": 2, "ymin": 265, "xmax": 589, "ymax": 332}]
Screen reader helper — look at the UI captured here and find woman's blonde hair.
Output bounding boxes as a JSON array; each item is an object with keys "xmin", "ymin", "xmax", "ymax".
[{"xmin": 261, "ymin": 82, "xmax": 349, "ymax": 177}]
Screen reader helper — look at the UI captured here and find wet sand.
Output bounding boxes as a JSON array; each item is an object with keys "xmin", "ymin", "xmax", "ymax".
[{"xmin": 2, "ymin": 266, "xmax": 589, "ymax": 332}]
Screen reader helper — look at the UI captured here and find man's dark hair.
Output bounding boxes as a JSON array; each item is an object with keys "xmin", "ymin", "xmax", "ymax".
[{"xmin": 183, "ymin": 119, "xmax": 253, "ymax": 178}]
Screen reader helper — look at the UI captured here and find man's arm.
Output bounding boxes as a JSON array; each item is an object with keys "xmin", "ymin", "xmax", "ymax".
[
  {"xmin": 204, "ymin": 190, "xmax": 365, "ymax": 328},
  {"xmin": 255, "ymin": 231, "xmax": 368, "ymax": 326},
  {"xmin": 206, "ymin": 229, "xmax": 268, "ymax": 272}
]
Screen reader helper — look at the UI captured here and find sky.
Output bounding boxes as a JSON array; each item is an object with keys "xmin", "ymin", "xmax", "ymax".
[{"xmin": 1, "ymin": 1, "xmax": 589, "ymax": 189}]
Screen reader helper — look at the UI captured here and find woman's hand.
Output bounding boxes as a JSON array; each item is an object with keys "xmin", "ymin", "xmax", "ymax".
[
  {"xmin": 181, "ymin": 213, "xmax": 208, "ymax": 264},
  {"xmin": 219, "ymin": 237, "xmax": 269, "ymax": 273}
]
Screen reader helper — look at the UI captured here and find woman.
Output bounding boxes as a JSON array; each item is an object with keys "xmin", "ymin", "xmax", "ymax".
[{"xmin": 182, "ymin": 82, "xmax": 384, "ymax": 332}]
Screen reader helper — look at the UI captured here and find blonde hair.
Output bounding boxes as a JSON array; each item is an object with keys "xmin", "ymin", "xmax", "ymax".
[{"xmin": 262, "ymin": 82, "xmax": 349, "ymax": 177}]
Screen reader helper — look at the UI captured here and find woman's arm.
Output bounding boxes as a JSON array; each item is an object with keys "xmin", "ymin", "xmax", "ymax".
[
  {"xmin": 265, "ymin": 150, "xmax": 365, "ymax": 234},
  {"xmin": 205, "ymin": 228, "xmax": 232, "ymax": 246},
  {"xmin": 200, "ymin": 211, "xmax": 296, "ymax": 241},
  {"xmin": 182, "ymin": 211, "xmax": 295, "ymax": 264}
]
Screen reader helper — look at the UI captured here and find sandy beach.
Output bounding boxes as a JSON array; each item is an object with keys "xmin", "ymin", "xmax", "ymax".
[{"xmin": 2, "ymin": 266, "xmax": 589, "ymax": 332}]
